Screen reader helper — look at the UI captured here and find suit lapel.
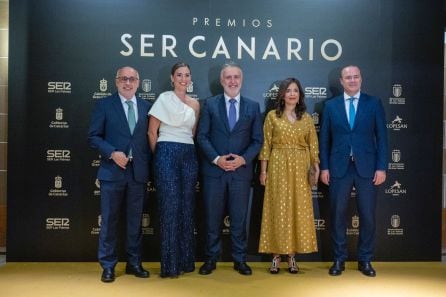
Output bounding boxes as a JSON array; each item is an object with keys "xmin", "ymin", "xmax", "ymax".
[
  {"xmin": 218, "ymin": 95, "xmax": 231, "ymax": 132},
  {"xmin": 334, "ymin": 96, "xmax": 350, "ymax": 129},
  {"xmin": 354, "ymin": 93, "xmax": 368, "ymax": 129},
  {"xmin": 112, "ymin": 93, "xmax": 131, "ymax": 135},
  {"xmin": 232, "ymin": 96, "xmax": 246, "ymax": 131},
  {"xmin": 135, "ymin": 98, "xmax": 146, "ymax": 132}
]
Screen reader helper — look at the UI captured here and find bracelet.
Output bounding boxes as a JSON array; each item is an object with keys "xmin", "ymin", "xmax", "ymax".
[{"xmin": 260, "ymin": 171, "xmax": 267, "ymax": 174}]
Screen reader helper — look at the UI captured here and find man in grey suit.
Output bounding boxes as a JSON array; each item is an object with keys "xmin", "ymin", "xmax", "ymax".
[{"xmin": 197, "ymin": 62, "xmax": 263, "ymax": 275}]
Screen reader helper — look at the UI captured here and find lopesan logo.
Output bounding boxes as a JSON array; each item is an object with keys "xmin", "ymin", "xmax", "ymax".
[
  {"xmin": 387, "ymin": 115, "xmax": 408, "ymax": 131},
  {"xmin": 385, "ymin": 181, "xmax": 407, "ymax": 196},
  {"xmin": 263, "ymin": 84, "xmax": 279, "ymax": 100}
]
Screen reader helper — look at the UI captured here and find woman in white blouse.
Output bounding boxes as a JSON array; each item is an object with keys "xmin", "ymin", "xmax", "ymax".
[{"xmin": 148, "ymin": 62, "xmax": 200, "ymax": 278}]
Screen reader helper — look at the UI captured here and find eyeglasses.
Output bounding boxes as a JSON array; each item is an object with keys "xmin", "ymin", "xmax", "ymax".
[{"xmin": 116, "ymin": 76, "xmax": 139, "ymax": 83}]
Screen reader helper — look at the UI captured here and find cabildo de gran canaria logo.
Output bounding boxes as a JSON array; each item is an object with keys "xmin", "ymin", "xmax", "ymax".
[
  {"xmin": 92, "ymin": 78, "xmax": 112, "ymax": 99},
  {"xmin": 387, "ymin": 215, "xmax": 403, "ymax": 236},
  {"xmin": 119, "ymin": 17, "xmax": 343, "ymax": 62},
  {"xmin": 48, "ymin": 175, "xmax": 68, "ymax": 198},
  {"xmin": 49, "ymin": 107, "xmax": 69, "ymax": 129},
  {"xmin": 388, "ymin": 149, "xmax": 405, "ymax": 170}
]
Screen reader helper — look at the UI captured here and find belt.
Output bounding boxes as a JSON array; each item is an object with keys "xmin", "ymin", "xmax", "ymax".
[
  {"xmin": 128, "ymin": 156, "xmax": 133, "ymax": 162},
  {"xmin": 350, "ymin": 155, "xmax": 355, "ymax": 162}
]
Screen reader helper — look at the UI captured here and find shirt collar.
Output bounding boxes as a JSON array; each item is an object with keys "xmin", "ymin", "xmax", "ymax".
[
  {"xmin": 224, "ymin": 94, "xmax": 240, "ymax": 103},
  {"xmin": 343, "ymin": 91, "xmax": 360, "ymax": 101},
  {"xmin": 118, "ymin": 93, "xmax": 137, "ymax": 105}
]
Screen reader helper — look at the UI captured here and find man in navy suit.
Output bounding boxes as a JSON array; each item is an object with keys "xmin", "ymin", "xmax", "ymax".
[
  {"xmin": 319, "ymin": 65, "xmax": 388, "ymax": 277},
  {"xmin": 88, "ymin": 66, "xmax": 151, "ymax": 282},
  {"xmin": 197, "ymin": 62, "xmax": 263, "ymax": 275}
]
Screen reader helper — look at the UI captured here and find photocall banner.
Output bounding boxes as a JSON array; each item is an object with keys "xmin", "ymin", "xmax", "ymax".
[{"xmin": 7, "ymin": 0, "xmax": 443, "ymax": 261}]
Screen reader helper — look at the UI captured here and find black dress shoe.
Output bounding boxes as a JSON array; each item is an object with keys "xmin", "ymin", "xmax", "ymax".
[
  {"xmin": 234, "ymin": 262, "xmax": 252, "ymax": 275},
  {"xmin": 358, "ymin": 261, "xmax": 376, "ymax": 277},
  {"xmin": 101, "ymin": 268, "xmax": 115, "ymax": 283},
  {"xmin": 199, "ymin": 261, "xmax": 216, "ymax": 275},
  {"xmin": 328, "ymin": 261, "xmax": 345, "ymax": 276},
  {"xmin": 125, "ymin": 264, "xmax": 150, "ymax": 278}
]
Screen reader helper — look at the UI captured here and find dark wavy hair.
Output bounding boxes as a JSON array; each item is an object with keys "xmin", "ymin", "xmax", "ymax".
[
  {"xmin": 171, "ymin": 62, "xmax": 191, "ymax": 76},
  {"xmin": 275, "ymin": 77, "xmax": 306, "ymax": 120}
]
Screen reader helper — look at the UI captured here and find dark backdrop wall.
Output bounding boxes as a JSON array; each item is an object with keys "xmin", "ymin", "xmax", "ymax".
[{"xmin": 7, "ymin": 0, "xmax": 444, "ymax": 261}]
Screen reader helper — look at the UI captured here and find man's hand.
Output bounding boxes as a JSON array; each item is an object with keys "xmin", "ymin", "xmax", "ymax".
[
  {"xmin": 216, "ymin": 154, "xmax": 246, "ymax": 171},
  {"xmin": 320, "ymin": 169, "xmax": 330, "ymax": 185},
  {"xmin": 373, "ymin": 170, "xmax": 386, "ymax": 185},
  {"xmin": 111, "ymin": 151, "xmax": 129, "ymax": 169}
]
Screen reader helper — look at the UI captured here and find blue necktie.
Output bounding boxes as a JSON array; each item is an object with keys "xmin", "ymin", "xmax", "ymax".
[
  {"xmin": 228, "ymin": 99, "xmax": 237, "ymax": 130},
  {"xmin": 126, "ymin": 100, "xmax": 136, "ymax": 134},
  {"xmin": 348, "ymin": 97, "xmax": 356, "ymax": 129}
]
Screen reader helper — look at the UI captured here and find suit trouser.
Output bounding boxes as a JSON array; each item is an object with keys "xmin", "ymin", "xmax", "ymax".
[
  {"xmin": 98, "ymin": 163, "xmax": 145, "ymax": 269},
  {"xmin": 202, "ymin": 173, "xmax": 251, "ymax": 263},
  {"xmin": 329, "ymin": 160, "xmax": 377, "ymax": 262}
]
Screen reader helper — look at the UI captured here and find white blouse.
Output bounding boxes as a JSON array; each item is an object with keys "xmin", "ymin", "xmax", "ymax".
[{"xmin": 149, "ymin": 91, "xmax": 196, "ymax": 144}]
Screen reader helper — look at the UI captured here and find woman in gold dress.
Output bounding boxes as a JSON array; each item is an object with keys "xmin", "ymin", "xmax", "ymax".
[{"xmin": 258, "ymin": 77, "xmax": 320, "ymax": 274}]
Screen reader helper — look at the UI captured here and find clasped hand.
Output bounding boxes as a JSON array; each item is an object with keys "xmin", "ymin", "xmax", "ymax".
[{"xmin": 217, "ymin": 154, "xmax": 246, "ymax": 171}]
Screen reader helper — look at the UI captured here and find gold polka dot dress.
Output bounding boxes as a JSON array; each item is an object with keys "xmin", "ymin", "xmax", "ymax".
[{"xmin": 258, "ymin": 111, "xmax": 319, "ymax": 254}]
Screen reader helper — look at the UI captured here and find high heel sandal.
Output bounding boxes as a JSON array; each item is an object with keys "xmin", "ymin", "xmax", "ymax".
[
  {"xmin": 269, "ymin": 255, "xmax": 281, "ymax": 274},
  {"xmin": 287, "ymin": 255, "xmax": 299, "ymax": 274}
]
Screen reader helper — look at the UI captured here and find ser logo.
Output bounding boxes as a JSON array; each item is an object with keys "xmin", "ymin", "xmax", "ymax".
[
  {"xmin": 46, "ymin": 218, "xmax": 70, "ymax": 230},
  {"xmin": 314, "ymin": 219, "xmax": 326, "ymax": 230},
  {"xmin": 305, "ymin": 87, "xmax": 327, "ymax": 99},
  {"xmin": 48, "ymin": 82, "xmax": 72, "ymax": 93},
  {"xmin": 47, "ymin": 149, "xmax": 71, "ymax": 161}
]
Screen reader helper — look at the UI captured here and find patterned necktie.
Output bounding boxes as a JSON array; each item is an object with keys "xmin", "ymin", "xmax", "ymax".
[
  {"xmin": 348, "ymin": 97, "xmax": 356, "ymax": 129},
  {"xmin": 228, "ymin": 98, "xmax": 237, "ymax": 130},
  {"xmin": 126, "ymin": 100, "xmax": 136, "ymax": 134}
]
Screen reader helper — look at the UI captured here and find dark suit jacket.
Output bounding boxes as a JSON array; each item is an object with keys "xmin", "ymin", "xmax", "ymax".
[
  {"xmin": 319, "ymin": 92, "xmax": 388, "ymax": 178},
  {"xmin": 197, "ymin": 94, "xmax": 263, "ymax": 181},
  {"xmin": 88, "ymin": 92, "xmax": 151, "ymax": 183}
]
